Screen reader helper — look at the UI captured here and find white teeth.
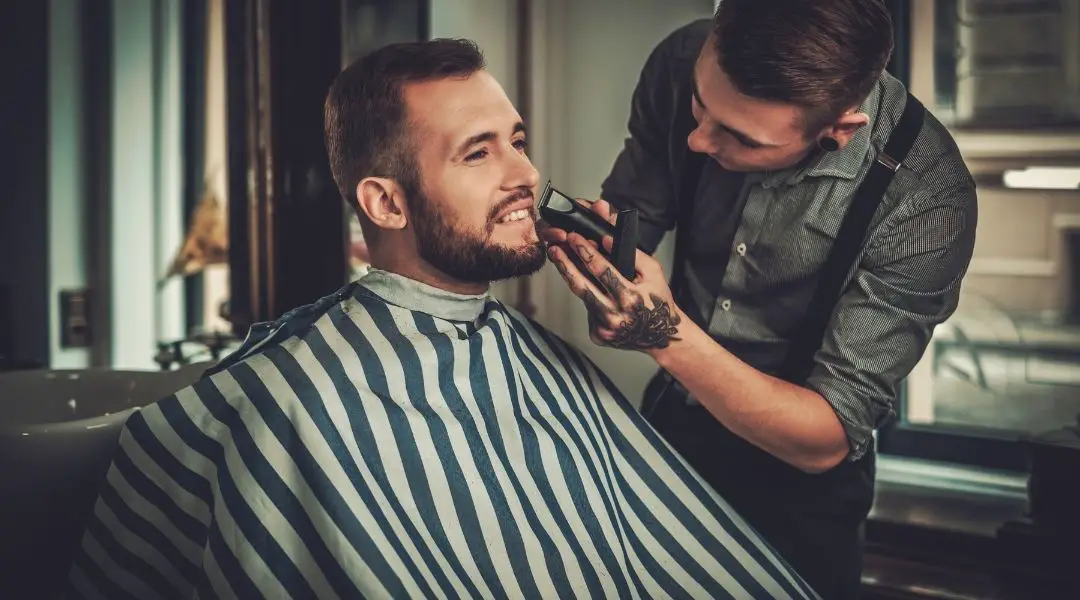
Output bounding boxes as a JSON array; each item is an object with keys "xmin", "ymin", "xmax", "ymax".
[{"xmin": 498, "ymin": 209, "xmax": 531, "ymax": 223}]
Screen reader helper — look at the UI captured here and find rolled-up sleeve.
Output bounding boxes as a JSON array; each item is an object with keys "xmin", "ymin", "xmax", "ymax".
[
  {"xmin": 804, "ymin": 182, "xmax": 978, "ymax": 460},
  {"xmin": 600, "ymin": 27, "xmax": 690, "ymax": 253}
]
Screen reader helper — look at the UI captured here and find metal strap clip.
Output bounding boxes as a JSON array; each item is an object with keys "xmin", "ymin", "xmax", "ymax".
[{"xmin": 876, "ymin": 151, "xmax": 902, "ymax": 173}]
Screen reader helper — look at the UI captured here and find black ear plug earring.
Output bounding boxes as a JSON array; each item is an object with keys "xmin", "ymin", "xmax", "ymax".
[{"xmin": 818, "ymin": 137, "xmax": 839, "ymax": 152}]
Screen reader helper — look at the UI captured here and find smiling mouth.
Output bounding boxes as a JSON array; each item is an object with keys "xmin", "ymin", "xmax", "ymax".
[{"xmin": 496, "ymin": 208, "xmax": 534, "ymax": 224}]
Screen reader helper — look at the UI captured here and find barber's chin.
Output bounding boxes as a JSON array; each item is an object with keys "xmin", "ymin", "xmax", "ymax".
[{"xmin": 713, "ymin": 155, "xmax": 744, "ymax": 172}]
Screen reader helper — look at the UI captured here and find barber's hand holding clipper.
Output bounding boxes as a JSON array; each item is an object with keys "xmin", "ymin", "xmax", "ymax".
[
  {"xmin": 540, "ymin": 197, "xmax": 851, "ymax": 477},
  {"xmin": 540, "ymin": 199, "xmax": 686, "ymax": 354}
]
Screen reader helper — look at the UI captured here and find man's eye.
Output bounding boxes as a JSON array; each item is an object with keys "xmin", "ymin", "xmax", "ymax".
[
  {"xmin": 513, "ymin": 139, "xmax": 528, "ymax": 151},
  {"xmin": 465, "ymin": 149, "xmax": 488, "ymax": 162}
]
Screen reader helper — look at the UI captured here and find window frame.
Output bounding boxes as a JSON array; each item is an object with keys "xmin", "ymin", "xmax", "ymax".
[
  {"xmin": 876, "ymin": 1, "xmax": 1075, "ymax": 475},
  {"xmin": 182, "ymin": 0, "xmax": 208, "ymax": 335},
  {"xmin": 877, "ymin": 382, "xmax": 1032, "ymax": 473}
]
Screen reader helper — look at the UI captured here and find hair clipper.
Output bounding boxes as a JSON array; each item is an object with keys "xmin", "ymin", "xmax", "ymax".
[{"xmin": 538, "ymin": 180, "xmax": 640, "ymax": 280}]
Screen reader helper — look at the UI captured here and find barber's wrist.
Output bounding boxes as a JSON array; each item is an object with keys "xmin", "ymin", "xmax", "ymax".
[{"xmin": 647, "ymin": 305, "xmax": 700, "ymax": 365}]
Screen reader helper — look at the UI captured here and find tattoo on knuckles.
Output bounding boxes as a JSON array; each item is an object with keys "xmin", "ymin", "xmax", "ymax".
[
  {"xmin": 582, "ymin": 290, "xmax": 614, "ymax": 316},
  {"xmin": 598, "ymin": 268, "xmax": 626, "ymax": 296},
  {"xmin": 574, "ymin": 243, "xmax": 594, "ymax": 261}
]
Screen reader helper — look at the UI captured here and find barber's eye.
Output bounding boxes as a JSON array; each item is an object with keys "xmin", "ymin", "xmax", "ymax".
[
  {"xmin": 465, "ymin": 149, "xmax": 488, "ymax": 162},
  {"xmin": 734, "ymin": 136, "xmax": 762, "ymax": 150}
]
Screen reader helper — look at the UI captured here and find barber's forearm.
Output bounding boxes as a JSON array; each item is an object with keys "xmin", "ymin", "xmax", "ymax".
[{"xmin": 649, "ymin": 314, "xmax": 850, "ymax": 473}]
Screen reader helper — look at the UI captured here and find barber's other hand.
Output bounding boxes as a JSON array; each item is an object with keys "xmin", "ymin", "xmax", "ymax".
[{"xmin": 545, "ymin": 201, "xmax": 685, "ymax": 353}]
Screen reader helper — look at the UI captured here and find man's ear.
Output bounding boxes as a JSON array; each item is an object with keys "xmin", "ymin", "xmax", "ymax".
[
  {"xmin": 355, "ymin": 177, "xmax": 408, "ymax": 232},
  {"xmin": 820, "ymin": 110, "xmax": 870, "ymax": 151}
]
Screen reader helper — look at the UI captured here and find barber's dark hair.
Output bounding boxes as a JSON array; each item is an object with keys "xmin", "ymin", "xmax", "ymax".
[
  {"xmin": 323, "ymin": 38, "xmax": 485, "ymax": 235},
  {"xmin": 713, "ymin": 0, "xmax": 894, "ymax": 136}
]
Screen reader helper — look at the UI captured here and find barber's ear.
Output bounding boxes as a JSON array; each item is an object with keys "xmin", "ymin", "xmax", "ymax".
[
  {"xmin": 821, "ymin": 111, "xmax": 870, "ymax": 151},
  {"xmin": 356, "ymin": 177, "xmax": 408, "ymax": 231}
]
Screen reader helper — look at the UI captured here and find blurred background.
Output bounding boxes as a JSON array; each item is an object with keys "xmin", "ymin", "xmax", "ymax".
[{"xmin": 2, "ymin": 0, "xmax": 1080, "ymax": 597}]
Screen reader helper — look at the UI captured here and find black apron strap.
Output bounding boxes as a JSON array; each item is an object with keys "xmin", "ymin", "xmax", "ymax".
[
  {"xmin": 640, "ymin": 94, "xmax": 704, "ymax": 419},
  {"xmin": 778, "ymin": 93, "xmax": 925, "ymax": 383},
  {"xmin": 669, "ymin": 93, "xmax": 707, "ymax": 297}
]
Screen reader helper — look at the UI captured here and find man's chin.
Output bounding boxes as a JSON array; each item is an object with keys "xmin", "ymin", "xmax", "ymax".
[
  {"xmin": 492, "ymin": 223, "xmax": 541, "ymax": 247},
  {"xmin": 482, "ymin": 243, "xmax": 547, "ymax": 281},
  {"xmin": 426, "ymin": 241, "xmax": 547, "ymax": 285},
  {"xmin": 512, "ymin": 244, "xmax": 548, "ymax": 277}
]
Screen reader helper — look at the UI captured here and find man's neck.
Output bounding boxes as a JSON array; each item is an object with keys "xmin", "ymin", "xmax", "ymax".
[{"xmin": 369, "ymin": 252, "xmax": 490, "ymax": 296}]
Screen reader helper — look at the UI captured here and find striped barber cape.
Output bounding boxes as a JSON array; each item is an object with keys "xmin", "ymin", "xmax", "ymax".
[{"xmin": 66, "ymin": 269, "xmax": 820, "ymax": 600}]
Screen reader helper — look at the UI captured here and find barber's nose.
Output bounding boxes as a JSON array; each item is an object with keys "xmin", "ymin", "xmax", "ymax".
[{"xmin": 687, "ymin": 123, "xmax": 718, "ymax": 156}]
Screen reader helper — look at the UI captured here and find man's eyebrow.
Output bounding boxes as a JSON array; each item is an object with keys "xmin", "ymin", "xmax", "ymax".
[
  {"xmin": 456, "ymin": 122, "xmax": 528, "ymax": 157},
  {"xmin": 457, "ymin": 131, "xmax": 496, "ymax": 156},
  {"xmin": 690, "ymin": 69, "xmax": 775, "ymax": 149}
]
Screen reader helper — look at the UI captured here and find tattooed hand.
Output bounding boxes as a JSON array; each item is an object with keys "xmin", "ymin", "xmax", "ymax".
[{"xmin": 542, "ymin": 200, "xmax": 686, "ymax": 353}]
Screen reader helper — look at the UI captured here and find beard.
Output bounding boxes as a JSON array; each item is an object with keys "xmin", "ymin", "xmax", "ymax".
[{"xmin": 409, "ymin": 186, "xmax": 546, "ymax": 285}]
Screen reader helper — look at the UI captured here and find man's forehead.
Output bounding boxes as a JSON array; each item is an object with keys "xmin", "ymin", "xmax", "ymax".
[
  {"xmin": 405, "ymin": 75, "xmax": 516, "ymax": 130},
  {"xmin": 403, "ymin": 74, "xmax": 521, "ymax": 153}
]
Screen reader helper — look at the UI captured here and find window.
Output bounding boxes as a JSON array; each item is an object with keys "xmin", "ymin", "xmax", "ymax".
[
  {"xmin": 169, "ymin": 0, "xmax": 237, "ymax": 370},
  {"xmin": 930, "ymin": 0, "xmax": 1080, "ymax": 130},
  {"xmin": 340, "ymin": 0, "xmax": 430, "ymax": 283},
  {"xmin": 878, "ymin": 0, "xmax": 1080, "ymax": 473}
]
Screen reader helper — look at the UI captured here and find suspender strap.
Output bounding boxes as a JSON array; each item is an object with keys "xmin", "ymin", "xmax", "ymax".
[
  {"xmin": 777, "ymin": 93, "xmax": 926, "ymax": 383},
  {"xmin": 669, "ymin": 93, "xmax": 925, "ymax": 383}
]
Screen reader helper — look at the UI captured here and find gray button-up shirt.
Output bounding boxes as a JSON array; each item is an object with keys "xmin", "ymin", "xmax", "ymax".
[{"xmin": 601, "ymin": 20, "xmax": 978, "ymax": 461}]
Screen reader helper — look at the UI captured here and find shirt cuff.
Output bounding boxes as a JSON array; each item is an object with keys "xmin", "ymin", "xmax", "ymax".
[{"xmin": 802, "ymin": 371, "xmax": 894, "ymax": 462}]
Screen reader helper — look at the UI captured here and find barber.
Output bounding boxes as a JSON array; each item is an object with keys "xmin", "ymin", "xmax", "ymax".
[{"xmin": 542, "ymin": 1, "xmax": 977, "ymax": 598}]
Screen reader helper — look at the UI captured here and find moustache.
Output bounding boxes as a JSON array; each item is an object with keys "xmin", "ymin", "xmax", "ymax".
[{"xmin": 487, "ymin": 189, "xmax": 537, "ymax": 222}]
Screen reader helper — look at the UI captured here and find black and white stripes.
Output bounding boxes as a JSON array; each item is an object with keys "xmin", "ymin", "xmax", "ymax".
[{"xmin": 67, "ymin": 271, "xmax": 819, "ymax": 599}]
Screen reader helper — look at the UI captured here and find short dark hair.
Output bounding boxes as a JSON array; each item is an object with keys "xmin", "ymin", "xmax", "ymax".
[
  {"xmin": 323, "ymin": 38, "xmax": 485, "ymax": 234},
  {"xmin": 713, "ymin": 0, "xmax": 894, "ymax": 135}
]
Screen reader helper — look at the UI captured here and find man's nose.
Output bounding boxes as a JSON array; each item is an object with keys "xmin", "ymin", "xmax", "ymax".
[{"xmin": 507, "ymin": 152, "xmax": 540, "ymax": 190}]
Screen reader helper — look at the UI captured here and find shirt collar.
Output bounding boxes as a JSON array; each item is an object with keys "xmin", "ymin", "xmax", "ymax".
[
  {"xmin": 758, "ymin": 73, "xmax": 887, "ymax": 189},
  {"xmin": 354, "ymin": 268, "xmax": 492, "ymax": 323}
]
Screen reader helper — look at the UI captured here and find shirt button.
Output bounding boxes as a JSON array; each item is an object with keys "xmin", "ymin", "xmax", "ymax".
[
  {"xmin": 721, "ymin": 299, "xmax": 732, "ymax": 311},
  {"xmin": 735, "ymin": 242, "xmax": 747, "ymax": 256}
]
